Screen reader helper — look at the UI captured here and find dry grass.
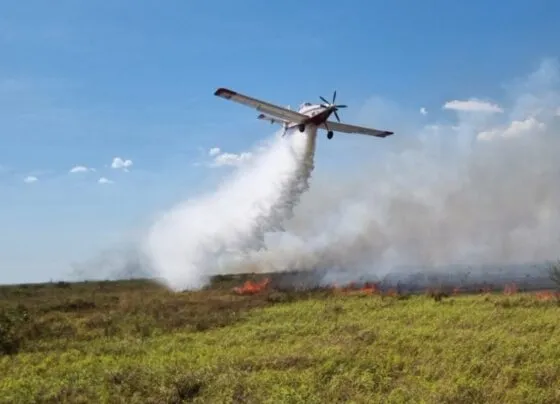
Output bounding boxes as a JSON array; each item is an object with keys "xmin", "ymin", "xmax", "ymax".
[{"xmin": 1, "ymin": 275, "xmax": 560, "ymax": 403}]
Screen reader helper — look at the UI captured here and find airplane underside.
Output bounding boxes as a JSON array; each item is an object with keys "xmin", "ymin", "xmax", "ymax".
[
  {"xmin": 285, "ymin": 121, "xmax": 334, "ymax": 139},
  {"xmin": 269, "ymin": 109, "xmax": 335, "ymax": 139}
]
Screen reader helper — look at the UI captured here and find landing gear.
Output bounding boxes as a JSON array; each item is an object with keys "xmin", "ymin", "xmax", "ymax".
[
  {"xmin": 298, "ymin": 124, "xmax": 305, "ymax": 132},
  {"xmin": 327, "ymin": 131, "xmax": 333, "ymax": 139}
]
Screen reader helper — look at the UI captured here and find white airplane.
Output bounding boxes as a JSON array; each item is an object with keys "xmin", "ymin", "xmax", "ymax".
[{"xmin": 214, "ymin": 88, "xmax": 394, "ymax": 140}]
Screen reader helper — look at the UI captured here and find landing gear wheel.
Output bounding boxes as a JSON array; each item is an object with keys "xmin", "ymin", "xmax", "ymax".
[
  {"xmin": 327, "ymin": 131, "xmax": 333, "ymax": 139},
  {"xmin": 298, "ymin": 124, "xmax": 305, "ymax": 132}
]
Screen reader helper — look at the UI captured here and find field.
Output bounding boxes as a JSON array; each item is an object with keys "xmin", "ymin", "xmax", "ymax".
[{"xmin": 1, "ymin": 272, "xmax": 560, "ymax": 403}]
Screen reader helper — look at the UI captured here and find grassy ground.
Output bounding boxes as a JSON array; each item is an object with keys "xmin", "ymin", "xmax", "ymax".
[{"xmin": 1, "ymin": 276, "xmax": 560, "ymax": 403}]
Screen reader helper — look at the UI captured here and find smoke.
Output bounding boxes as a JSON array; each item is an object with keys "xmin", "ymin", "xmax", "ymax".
[
  {"xmin": 108, "ymin": 58, "xmax": 560, "ymax": 292},
  {"xmin": 221, "ymin": 58, "xmax": 560, "ymax": 284},
  {"xmin": 142, "ymin": 128, "xmax": 317, "ymax": 290},
  {"xmin": 69, "ymin": 243, "xmax": 153, "ymax": 281}
]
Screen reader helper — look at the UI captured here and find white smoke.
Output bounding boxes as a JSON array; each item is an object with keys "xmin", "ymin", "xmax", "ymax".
[
  {"xmin": 222, "ymin": 58, "xmax": 560, "ymax": 282},
  {"xmin": 143, "ymin": 128, "xmax": 317, "ymax": 290},
  {"xmin": 139, "ymin": 58, "xmax": 560, "ymax": 290}
]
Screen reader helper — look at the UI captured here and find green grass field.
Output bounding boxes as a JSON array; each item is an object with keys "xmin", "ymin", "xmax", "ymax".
[{"xmin": 1, "ymin": 275, "xmax": 560, "ymax": 403}]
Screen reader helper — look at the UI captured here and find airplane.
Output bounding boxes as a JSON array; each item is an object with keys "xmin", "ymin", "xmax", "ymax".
[{"xmin": 214, "ymin": 88, "xmax": 394, "ymax": 140}]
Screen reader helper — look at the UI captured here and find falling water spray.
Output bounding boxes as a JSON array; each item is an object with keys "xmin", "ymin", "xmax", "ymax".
[{"xmin": 142, "ymin": 127, "xmax": 318, "ymax": 291}]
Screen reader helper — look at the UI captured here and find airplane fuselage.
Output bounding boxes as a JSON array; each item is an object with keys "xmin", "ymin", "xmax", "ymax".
[
  {"xmin": 297, "ymin": 103, "xmax": 335, "ymax": 124},
  {"xmin": 280, "ymin": 103, "xmax": 337, "ymax": 136},
  {"xmin": 257, "ymin": 102, "xmax": 336, "ymax": 135}
]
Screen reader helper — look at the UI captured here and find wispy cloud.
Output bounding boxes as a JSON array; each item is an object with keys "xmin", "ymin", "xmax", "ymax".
[
  {"xmin": 443, "ymin": 98, "xmax": 504, "ymax": 113},
  {"xmin": 23, "ymin": 175, "xmax": 38, "ymax": 183},
  {"xmin": 98, "ymin": 177, "xmax": 113, "ymax": 184},
  {"xmin": 206, "ymin": 146, "xmax": 253, "ymax": 167},
  {"xmin": 69, "ymin": 165, "xmax": 94, "ymax": 173},
  {"xmin": 111, "ymin": 157, "xmax": 133, "ymax": 172},
  {"xmin": 420, "ymin": 107, "xmax": 427, "ymax": 115},
  {"xmin": 477, "ymin": 117, "xmax": 546, "ymax": 141},
  {"xmin": 214, "ymin": 152, "xmax": 253, "ymax": 167}
]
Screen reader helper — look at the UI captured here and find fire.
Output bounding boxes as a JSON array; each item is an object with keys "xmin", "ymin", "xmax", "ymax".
[
  {"xmin": 479, "ymin": 286, "xmax": 492, "ymax": 294},
  {"xmin": 332, "ymin": 281, "xmax": 382, "ymax": 296},
  {"xmin": 503, "ymin": 283, "xmax": 518, "ymax": 295},
  {"xmin": 230, "ymin": 276, "xmax": 559, "ymax": 302},
  {"xmin": 361, "ymin": 282, "xmax": 380, "ymax": 295},
  {"xmin": 232, "ymin": 278, "xmax": 270, "ymax": 295},
  {"xmin": 535, "ymin": 290, "xmax": 560, "ymax": 301}
]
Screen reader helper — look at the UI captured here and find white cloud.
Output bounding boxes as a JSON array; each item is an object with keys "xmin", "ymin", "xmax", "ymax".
[
  {"xmin": 23, "ymin": 175, "xmax": 38, "ymax": 183},
  {"xmin": 212, "ymin": 151, "xmax": 253, "ymax": 167},
  {"xmin": 98, "ymin": 177, "xmax": 113, "ymax": 184},
  {"xmin": 443, "ymin": 98, "xmax": 504, "ymax": 113},
  {"xmin": 205, "ymin": 146, "xmax": 254, "ymax": 167},
  {"xmin": 477, "ymin": 117, "xmax": 546, "ymax": 141},
  {"xmin": 111, "ymin": 157, "xmax": 133, "ymax": 171},
  {"xmin": 69, "ymin": 165, "xmax": 93, "ymax": 173},
  {"xmin": 420, "ymin": 107, "xmax": 427, "ymax": 115}
]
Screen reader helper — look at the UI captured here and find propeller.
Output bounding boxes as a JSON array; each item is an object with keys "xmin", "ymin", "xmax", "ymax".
[{"xmin": 319, "ymin": 90, "xmax": 347, "ymax": 122}]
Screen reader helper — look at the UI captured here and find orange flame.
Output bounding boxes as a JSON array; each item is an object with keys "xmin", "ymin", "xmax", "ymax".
[
  {"xmin": 232, "ymin": 278, "xmax": 270, "ymax": 295},
  {"xmin": 360, "ymin": 282, "xmax": 379, "ymax": 295},
  {"xmin": 385, "ymin": 288, "xmax": 398, "ymax": 297},
  {"xmin": 503, "ymin": 283, "xmax": 518, "ymax": 295},
  {"xmin": 535, "ymin": 290, "xmax": 560, "ymax": 301},
  {"xmin": 331, "ymin": 281, "xmax": 381, "ymax": 296}
]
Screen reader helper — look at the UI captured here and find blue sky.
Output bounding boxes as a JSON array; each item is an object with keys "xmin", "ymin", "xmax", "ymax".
[{"xmin": 1, "ymin": 0, "xmax": 559, "ymax": 284}]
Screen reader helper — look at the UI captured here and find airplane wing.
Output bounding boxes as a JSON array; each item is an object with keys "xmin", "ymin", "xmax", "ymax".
[
  {"xmin": 324, "ymin": 120, "xmax": 394, "ymax": 138},
  {"xmin": 214, "ymin": 88, "xmax": 308, "ymax": 124},
  {"xmin": 257, "ymin": 113, "xmax": 289, "ymax": 124}
]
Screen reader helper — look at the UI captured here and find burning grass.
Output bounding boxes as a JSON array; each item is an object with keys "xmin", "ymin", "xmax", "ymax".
[{"xmin": 1, "ymin": 275, "xmax": 560, "ymax": 403}]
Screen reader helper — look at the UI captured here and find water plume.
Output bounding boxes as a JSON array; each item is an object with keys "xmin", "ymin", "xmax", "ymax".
[{"xmin": 143, "ymin": 128, "xmax": 318, "ymax": 290}]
